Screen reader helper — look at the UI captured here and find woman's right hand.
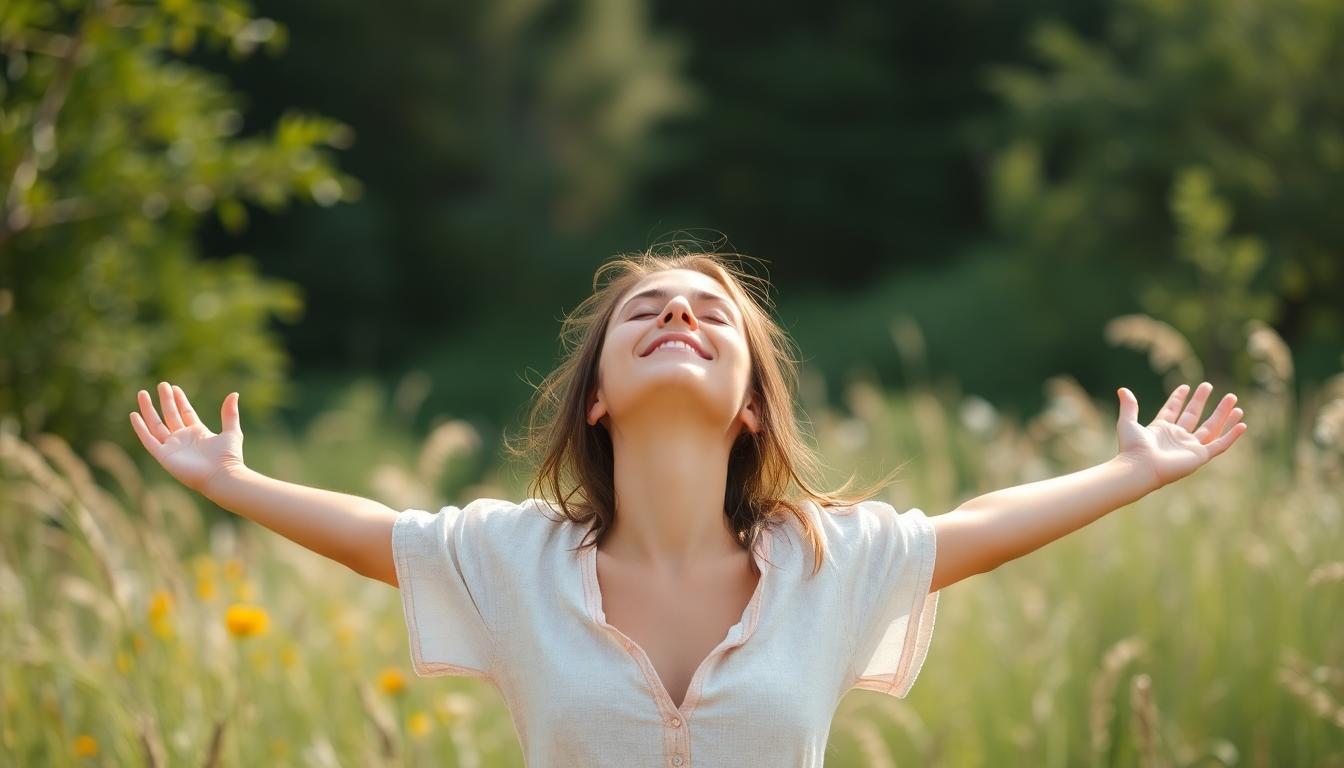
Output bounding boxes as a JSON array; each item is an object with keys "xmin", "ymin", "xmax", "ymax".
[{"xmin": 130, "ymin": 382, "xmax": 246, "ymax": 497}]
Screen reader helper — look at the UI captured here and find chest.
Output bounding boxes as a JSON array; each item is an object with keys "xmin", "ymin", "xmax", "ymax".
[{"xmin": 595, "ymin": 551, "xmax": 761, "ymax": 710}]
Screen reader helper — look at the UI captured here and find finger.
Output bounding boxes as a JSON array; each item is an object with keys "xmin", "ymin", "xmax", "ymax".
[
  {"xmin": 1151, "ymin": 383, "xmax": 1191, "ymax": 426},
  {"xmin": 221, "ymin": 392, "xmax": 241, "ymax": 434},
  {"xmin": 1176, "ymin": 381, "xmax": 1213, "ymax": 431},
  {"xmin": 137, "ymin": 389, "xmax": 171, "ymax": 442},
  {"xmin": 158, "ymin": 381, "xmax": 184, "ymax": 432},
  {"xmin": 1195, "ymin": 393, "xmax": 1238, "ymax": 443},
  {"xmin": 1205, "ymin": 418, "xmax": 1248, "ymax": 458},
  {"xmin": 1117, "ymin": 387, "xmax": 1139, "ymax": 424},
  {"xmin": 172, "ymin": 384, "xmax": 204, "ymax": 431},
  {"xmin": 129, "ymin": 412, "xmax": 163, "ymax": 459}
]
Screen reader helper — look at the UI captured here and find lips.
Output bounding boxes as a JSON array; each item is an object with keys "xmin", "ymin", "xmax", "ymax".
[{"xmin": 640, "ymin": 332, "xmax": 712, "ymax": 360}]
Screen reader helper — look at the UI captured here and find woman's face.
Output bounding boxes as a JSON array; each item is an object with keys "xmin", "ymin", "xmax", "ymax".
[{"xmin": 588, "ymin": 268, "xmax": 760, "ymax": 439}]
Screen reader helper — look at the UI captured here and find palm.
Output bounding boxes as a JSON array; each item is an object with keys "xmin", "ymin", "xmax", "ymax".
[
  {"xmin": 130, "ymin": 382, "xmax": 245, "ymax": 495},
  {"xmin": 1115, "ymin": 382, "xmax": 1248, "ymax": 489},
  {"xmin": 158, "ymin": 424, "xmax": 242, "ymax": 490}
]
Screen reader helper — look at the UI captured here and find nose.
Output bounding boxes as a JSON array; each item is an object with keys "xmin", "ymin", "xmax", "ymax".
[{"xmin": 657, "ymin": 295, "xmax": 699, "ymax": 330}]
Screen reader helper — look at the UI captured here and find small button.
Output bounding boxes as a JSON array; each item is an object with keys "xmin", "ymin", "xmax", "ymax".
[
  {"xmin": 669, "ymin": 717, "xmax": 681, "ymax": 727},
  {"xmin": 671, "ymin": 755, "xmax": 684, "ymax": 766}
]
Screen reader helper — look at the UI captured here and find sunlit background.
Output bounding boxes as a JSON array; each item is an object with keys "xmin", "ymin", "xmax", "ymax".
[{"xmin": 2, "ymin": 0, "xmax": 1342, "ymax": 764}]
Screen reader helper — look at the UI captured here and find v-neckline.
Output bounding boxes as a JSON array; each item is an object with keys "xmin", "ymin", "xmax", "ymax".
[{"xmin": 581, "ymin": 529, "xmax": 774, "ymax": 717}]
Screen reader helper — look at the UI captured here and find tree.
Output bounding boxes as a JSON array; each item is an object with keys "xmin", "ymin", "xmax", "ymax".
[
  {"xmin": 974, "ymin": 0, "xmax": 1344, "ymax": 383},
  {"xmin": 0, "ymin": 0, "xmax": 359, "ymax": 453}
]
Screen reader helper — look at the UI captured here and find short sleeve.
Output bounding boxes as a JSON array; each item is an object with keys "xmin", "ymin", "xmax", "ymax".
[
  {"xmin": 841, "ymin": 500, "xmax": 939, "ymax": 698},
  {"xmin": 392, "ymin": 503, "xmax": 497, "ymax": 680}
]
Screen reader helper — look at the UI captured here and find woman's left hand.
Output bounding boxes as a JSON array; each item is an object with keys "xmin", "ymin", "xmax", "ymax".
[{"xmin": 1115, "ymin": 382, "xmax": 1248, "ymax": 490}]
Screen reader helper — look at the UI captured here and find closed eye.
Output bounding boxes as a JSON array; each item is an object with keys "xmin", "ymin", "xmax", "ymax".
[{"xmin": 630, "ymin": 312, "xmax": 729, "ymax": 324}]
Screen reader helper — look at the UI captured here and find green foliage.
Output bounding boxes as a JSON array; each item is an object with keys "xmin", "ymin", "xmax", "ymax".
[
  {"xmin": 976, "ymin": 0, "xmax": 1344, "ymax": 381},
  {"xmin": 0, "ymin": 0, "xmax": 359, "ymax": 453},
  {"xmin": 1139, "ymin": 168, "xmax": 1279, "ymax": 381},
  {"xmin": 202, "ymin": 0, "xmax": 700, "ymax": 368}
]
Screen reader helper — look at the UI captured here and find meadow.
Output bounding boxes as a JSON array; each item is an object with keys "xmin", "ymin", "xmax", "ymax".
[{"xmin": 2, "ymin": 315, "xmax": 1341, "ymax": 767}]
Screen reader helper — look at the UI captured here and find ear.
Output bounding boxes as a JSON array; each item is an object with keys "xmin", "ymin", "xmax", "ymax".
[
  {"xmin": 738, "ymin": 389, "xmax": 762, "ymax": 435},
  {"xmin": 587, "ymin": 386, "xmax": 609, "ymax": 428}
]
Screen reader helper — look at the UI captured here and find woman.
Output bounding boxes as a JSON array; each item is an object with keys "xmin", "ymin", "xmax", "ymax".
[{"xmin": 129, "ymin": 246, "xmax": 1248, "ymax": 767}]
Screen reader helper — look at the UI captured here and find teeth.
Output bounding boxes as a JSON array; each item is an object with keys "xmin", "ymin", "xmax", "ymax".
[{"xmin": 651, "ymin": 340, "xmax": 695, "ymax": 355}]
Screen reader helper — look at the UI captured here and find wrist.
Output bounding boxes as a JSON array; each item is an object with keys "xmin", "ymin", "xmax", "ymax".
[
  {"xmin": 202, "ymin": 463, "xmax": 253, "ymax": 506},
  {"xmin": 1109, "ymin": 453, "xmax": 1162, "ymax": 496}
]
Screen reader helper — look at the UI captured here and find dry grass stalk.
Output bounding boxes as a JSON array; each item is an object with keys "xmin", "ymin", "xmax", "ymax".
[
  {"xmin": 1245, "ymin": 319, "xmax": 1294, "ymax": 396},
  {"xmin": 1130, "ymin": 673, "xmax": 1167, "ymax": 768},
  {"xmin": 874, "ymin": 697, "xmax": 932, "ymax": 755},
  {"xmin": 354, "ymin": 679, "xmax": 398, "ymax": 759},
  {"xmin": 200, "ymin": 716, "xmax": 227, "ymax": 768},
  {"xmin": 1103, "ymin": 314, "xmax": 1203, "ymax": 384},
  {"xmin": 842, "ymin": 717, "xmax": 896, "ymax": 768},
  {"xmin": 87, "ymin": 439, "xmax": 143, "ymax": 503},
  {"xmin": 7, "ymin": 432, "xmax": 137, "ymax": 622},
  {"xmin": 152, "ymin": 482, "xmax": 205, "ymax": 543},
  {"xmin": 392, "ymin": 368, "xmax": 432, "ymax": 422},
  {"xmin": 1035, "ymin": 375, "xmax": 1109, "ymax": 461},
  {"xmin": 1314, "ymin": 395, "xmax": 1344, "ymax": 450},
  {"xmin": 138, "ymin": 712, "xmax": 164, "ymax": 768},
  {"xmin": 417, "ymin": 418, "xmax": 481, "ymax": 485},
  {"xmin": 889, "ymin": 315, "xmax": 929, "ymax": 387},
  {"xmin": 1090, "ymin": 637, "xmax": 1147, "ymax": 764},
  {"xmin": 0, "ymin": 431, "xmax": 77, "ymax": 514},
  {"xmin": 1278, "ymin": 651, "xmax": 1344, "ymax": 728},
  {"xmin": 1308, "ymin": 561, "xmax": 1344, "ymax": 587}
]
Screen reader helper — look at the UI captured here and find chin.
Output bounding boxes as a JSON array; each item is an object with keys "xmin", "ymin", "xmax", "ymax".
[{"xmin": 610, "ymin": 378, "xmax": 739, "ymax": 421}]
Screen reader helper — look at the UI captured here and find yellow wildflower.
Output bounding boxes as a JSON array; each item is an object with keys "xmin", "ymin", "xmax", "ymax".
[
  {"xmin": 116, "ymin": 651, "xmax": 133, "ymax": 674},
  {"xmin": 335, "ymin": 620, "xmax": 356, "ymax": 649},
  {"xmin": 270, "ymin": 739, "xmax": 289, "ymax": 759},
  {"xmin": 151, "ymin": 617, "xmax": 174, "ymax": 641},
  {"xmin": 408, "ymin": 711, "xmax": 433, "ymax": 738},
  {"xmin": 378, "ymin": 667, "xmax": 407, "ymax": 695},
  {"xmin": 148, "ymin": 589, "xmax": 173, "ymax": 620},
  {"xmin": 147, "ymin": 589, "xmax": 174, "ymax": 639},
  {"xmin": 225, "ymin": 604, "xmax": 269, "ymax": 638},
  {"xmin": 234, "ymin": 579, "xmax": 257, "ymax": 602},
  {"xmin": 223, "ymin": 558, "xmax": 245, "ymax": 583},
  {"xmin": 192, "ymin": 553, "xmax": 217, "ymax": 576},
  {"xmin": 280, "ymin": 642, "xmax": 300, "ymax": 670},
  {"xmin": 196, "ymin": 576, "xmax": 218, "ymax": 602},
  {"xmin": 73, "ymin": 734, "xmax": 99, "ymax": 758}
]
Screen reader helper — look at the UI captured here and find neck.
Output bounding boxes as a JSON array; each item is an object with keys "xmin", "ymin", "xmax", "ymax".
[{"xmin": 602, "ymin": 410, "xmax": 744, "ymax": 576}]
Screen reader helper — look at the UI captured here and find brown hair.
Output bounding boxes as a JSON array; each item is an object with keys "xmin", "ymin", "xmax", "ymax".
[{"xmin": 503, "ymin": 239, "xmax": 904, "ymax": 577}]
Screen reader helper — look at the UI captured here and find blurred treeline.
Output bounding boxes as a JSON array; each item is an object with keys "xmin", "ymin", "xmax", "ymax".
[{"xmin": 2, "ymin": 0, "xmax": 1342, "ymax": 459}]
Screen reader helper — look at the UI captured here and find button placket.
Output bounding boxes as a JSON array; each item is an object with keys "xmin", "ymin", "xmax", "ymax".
[{"xmin": 665, "ymin": 710, "xmax": 689, "ymax": 766}]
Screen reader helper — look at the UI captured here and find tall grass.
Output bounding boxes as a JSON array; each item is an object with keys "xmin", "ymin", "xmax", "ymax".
[{"xmin": 1, "ymin": 314, "xmax": 1340, "ymax": 766}]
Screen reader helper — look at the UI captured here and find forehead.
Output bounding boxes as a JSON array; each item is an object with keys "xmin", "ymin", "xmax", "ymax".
[{"xmin": 617, "ymin": 269, "xmax": 735, "ymax": 308}]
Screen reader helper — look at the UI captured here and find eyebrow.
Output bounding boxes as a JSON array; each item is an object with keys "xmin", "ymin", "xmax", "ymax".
[{"xmin": 619, "ymin": 287, "xmax": 736, "ymax": 317}]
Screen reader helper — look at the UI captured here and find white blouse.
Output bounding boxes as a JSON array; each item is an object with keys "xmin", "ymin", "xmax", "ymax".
[{"xmin": 392, "ymin": 495, "xmax": 939, "ymax": 767}]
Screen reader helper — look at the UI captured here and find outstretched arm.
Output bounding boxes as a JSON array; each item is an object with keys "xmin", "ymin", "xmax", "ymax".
[
  {"xmin": 131, "ymin": 382, "xmax": 401, "ymax": 586},
  {"xmin": 927, "ymin": 382, "xmax": 1248, "ymax": 593}
]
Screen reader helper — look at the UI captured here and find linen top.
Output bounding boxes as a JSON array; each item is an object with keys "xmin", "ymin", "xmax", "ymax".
[{"xmin": 391, "ymin": 496, "xmax": 939, "ymax": 768}]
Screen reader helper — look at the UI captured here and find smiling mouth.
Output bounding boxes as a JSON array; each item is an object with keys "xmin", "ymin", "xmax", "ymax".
[{"xmin": 642, "ymin": 341, "xmax": 711, "ymax": 359}]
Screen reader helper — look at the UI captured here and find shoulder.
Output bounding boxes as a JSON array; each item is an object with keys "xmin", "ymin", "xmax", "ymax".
[
  {"xmin": 794, "ymin": 497, "xmax": 932, "ymax": 552},
  {"xmin": 452, "ymin": 496, "xmax": 569, "ymax": 535},
  {"xmin": 398, "ymin": 496, "xmax": 568, "ymax": 547}
]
